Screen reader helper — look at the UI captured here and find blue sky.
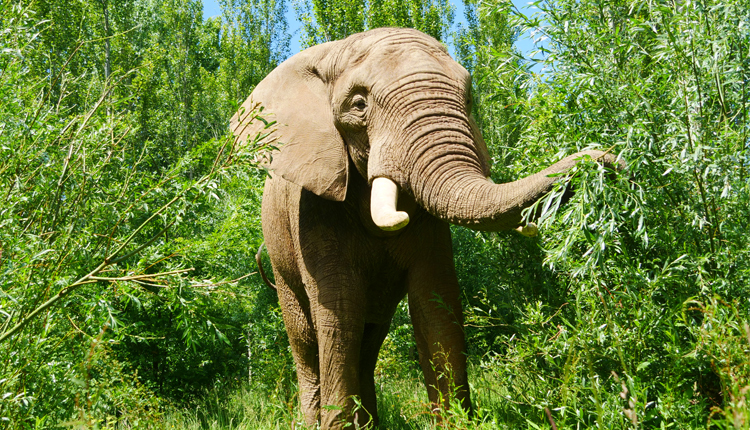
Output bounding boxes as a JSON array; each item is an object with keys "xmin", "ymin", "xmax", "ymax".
[{"xmin": 201, "ymin": 0, "xmax": 545, "ymax": 62}]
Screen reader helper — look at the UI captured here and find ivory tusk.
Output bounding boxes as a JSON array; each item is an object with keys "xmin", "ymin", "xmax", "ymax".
[
  {"xmin": 371, "ymin": 177, "xmax": 410, "ymax": 231},
  {"xmin": 515, "ymin": 222, "xmax": 539, "ymax": 237}
]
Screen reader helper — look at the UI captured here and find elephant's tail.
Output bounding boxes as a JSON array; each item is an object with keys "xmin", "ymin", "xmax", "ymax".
[{"xmin": 255, "ymin": 243, "xmax": 277, "ymax": 291}]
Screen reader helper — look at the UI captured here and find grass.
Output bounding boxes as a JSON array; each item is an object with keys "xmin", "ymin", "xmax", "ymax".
[
  {"xmin": 163, "ymin": 383, "xmax": 302, "ymax": 429},
  {"xmin": 160, "ymin": 320, "xmax": 750, "ymax": 430},
  {"xmin": 157, "ymin": 365, "xmax": 712, "ymax": 429}
]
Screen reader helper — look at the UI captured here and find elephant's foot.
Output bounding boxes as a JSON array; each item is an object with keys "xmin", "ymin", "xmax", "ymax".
[
  {"xmin": 319, "ymin": 397, "xmax": 374, "ymax": 430},
  {"xmin": 299, "ymin": 386, "xmax": 321, "ymax": 428}
]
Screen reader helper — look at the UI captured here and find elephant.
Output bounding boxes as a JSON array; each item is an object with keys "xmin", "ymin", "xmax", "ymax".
[{"xmin": 231, "ymin": 27, "xmax": 623, "ymax": 429}]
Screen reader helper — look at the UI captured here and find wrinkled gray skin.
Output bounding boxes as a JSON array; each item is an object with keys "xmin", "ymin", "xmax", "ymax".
[{"xmin": 231, "ymin": 28, "xmax": 622, "ymax": 429}]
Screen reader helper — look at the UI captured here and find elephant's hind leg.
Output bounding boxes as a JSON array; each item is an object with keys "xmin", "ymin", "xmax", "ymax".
[{"xmin": 262, "ymin": 178, "xmax": 322, "ymax": 426}]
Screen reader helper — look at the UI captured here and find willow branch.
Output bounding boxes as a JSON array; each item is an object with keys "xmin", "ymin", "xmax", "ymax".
[
  {"xmin": 191, "ymin": 272, "xmax": 254, "ymax": 288},
  {"xmin": 90, "ymin": 268, "xmax": 193, "ymax": 282},
  {"xmin": 109, "ymin": 220, "xmax": 175, "ymax": 265},
  {"xmin": 0, "ymin": 261, "xmax": 107, "ymax": 343}
]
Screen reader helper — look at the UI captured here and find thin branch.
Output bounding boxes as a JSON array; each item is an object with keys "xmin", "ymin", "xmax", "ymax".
[
  {"xmin": 0, "ymin": 261, "xmax": 107, "ymax": 344},
  {"xmin": 66, "ymin": 315, "xmax": 93, "ymax": 338},
  {"xmin": 191, "ymin": 272, "xmax": 255, "ymax": 288},
  {"xmin": 0, "ymin": 263, "xmax": 192, "ymax": 344},
  {"xmin": 90, "ymin": 268, "xmax": 194, "ymax": 282},
  {"xmin": 130, "ymin": 279, "xmax": 171, "ymax": 289},
  {"xmin": 109, "ymin": 220, "xmax": 175, "ymax": 265}
]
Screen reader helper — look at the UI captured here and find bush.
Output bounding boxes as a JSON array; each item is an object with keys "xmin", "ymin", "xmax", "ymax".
[{"xmin": 453, "ymin": 0, "xmax": 750, "ymax": 427}]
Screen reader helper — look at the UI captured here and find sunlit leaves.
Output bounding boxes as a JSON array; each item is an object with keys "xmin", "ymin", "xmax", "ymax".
[
  {"xmin": 0, "ymin": 0, "xmax": 284, "ymax": 424},
  {"xmin": 294, "ymin": 0, "xmax": 455, "ymax": 47},
  {"xmin": 454, "ymin": 0, "xmax": 750, "ymax": 426}
]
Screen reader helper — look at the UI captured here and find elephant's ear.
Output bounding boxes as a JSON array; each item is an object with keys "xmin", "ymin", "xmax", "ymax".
[{"xmin": 230, "ymin": 43, "xmax": 348, "ymax": 201}]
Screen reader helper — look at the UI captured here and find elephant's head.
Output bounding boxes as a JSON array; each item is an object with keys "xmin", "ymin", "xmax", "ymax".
[{"xmin": 231, "ymin": 28, "xmax": 621, "ymax": 232}]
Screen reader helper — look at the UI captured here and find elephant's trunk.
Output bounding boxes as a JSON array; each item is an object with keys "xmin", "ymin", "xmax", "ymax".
[
  {"xmin": 409, "ymin": 132, "xmax": 619, "ymax": 232},
  {"xmin": 416, "ymin": 162, "xmax": 553, "ymax": 231}
]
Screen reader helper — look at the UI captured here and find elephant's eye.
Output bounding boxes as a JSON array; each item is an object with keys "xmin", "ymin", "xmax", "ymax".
[
  {"xmin": 337, "ymin": 92, "xmax": 368, "ymax": 129},
  {"xmin": 351, "ymin": 95, "xmax": 367, "ymax": 111}
]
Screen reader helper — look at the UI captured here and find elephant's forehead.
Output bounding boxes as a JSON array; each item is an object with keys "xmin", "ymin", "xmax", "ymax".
[
  {"xmin": 342, "ymin": 29, "xmax": 462, "ymax": 73},
  {"xmin": 358, "ymin": 43, "xmax": 469, "ymax": 91},
  {"xmin": 348, "ymin": 27, "xmax": 447, "ymax": 55}
]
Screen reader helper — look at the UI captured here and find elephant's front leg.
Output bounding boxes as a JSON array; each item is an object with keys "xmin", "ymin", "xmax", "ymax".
[
  {"xmin": 405, "ymin": 219, "xmax": 471, "ymax": 415},
  {"xmin": 312, "ymin": 272, "xmax": 370, "ymax": 429},
  {"xmin": 299, "ymin": 193, "xmax": 373, "ymax": 428}
]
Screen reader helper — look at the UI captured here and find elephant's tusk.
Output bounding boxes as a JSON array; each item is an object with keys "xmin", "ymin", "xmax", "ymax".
[
  {"xmin": 371, "ymin": 177, "xmax": 410, "ymax": 231},
  {"xmin": 514, "ymin": 222, "xmax": 539, "ymax": 237}
]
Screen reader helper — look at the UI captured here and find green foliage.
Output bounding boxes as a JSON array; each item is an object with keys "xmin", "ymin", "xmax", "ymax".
[
  {"xmin": 376, "ymin": 302, "xmax": 420, "ymax": 377},
  {"xmin": 131, "ymin": 0, "xmax": 226, "ymax": 171},
  {"xmin": 295, "ymin": 0, "xmax": 366, "ymax": 45},
  {"xmin": 0, "ymin": 0, "xmax": 290, "ymax": 426},
  {"xmin": 294, "ymin": 0, "xmax": 454, "ymax": 47},
  {"xmin": 216, "ymin": 0, "xmax": 290, "ymax": 108},
  {"xmin": 367, "ymin": 0, "xmax": 455, "ymax": 42},
  {"xmin": 450, "ymin": 0, "xmax": 750, "ymax": 427},
  {"xmin": 163, "ymin": 383, "xmax": 305, "ymax": 429},
  {"xmin": 5, "ymin": 0, "xmax": 750, "ymax": 427}
]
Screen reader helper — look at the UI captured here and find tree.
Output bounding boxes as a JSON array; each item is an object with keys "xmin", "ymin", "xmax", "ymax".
[
  {"xmin": 217, "ymin": 0, "xmax": 291, "ymax": 106},
  {"xmin": 294, "ymin": 0, "xmax": 454, "ymax": 47},
  {"xmin": 457, "ymin": 0, "xmax": 750, "ymax": 426},
  {"xmin": 368, "ymin": 0, "xmax": 454, "ymax": 42},
  {"xmin": 0, "ymin": 0, "xmax": 285, "ymax": 424}
]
